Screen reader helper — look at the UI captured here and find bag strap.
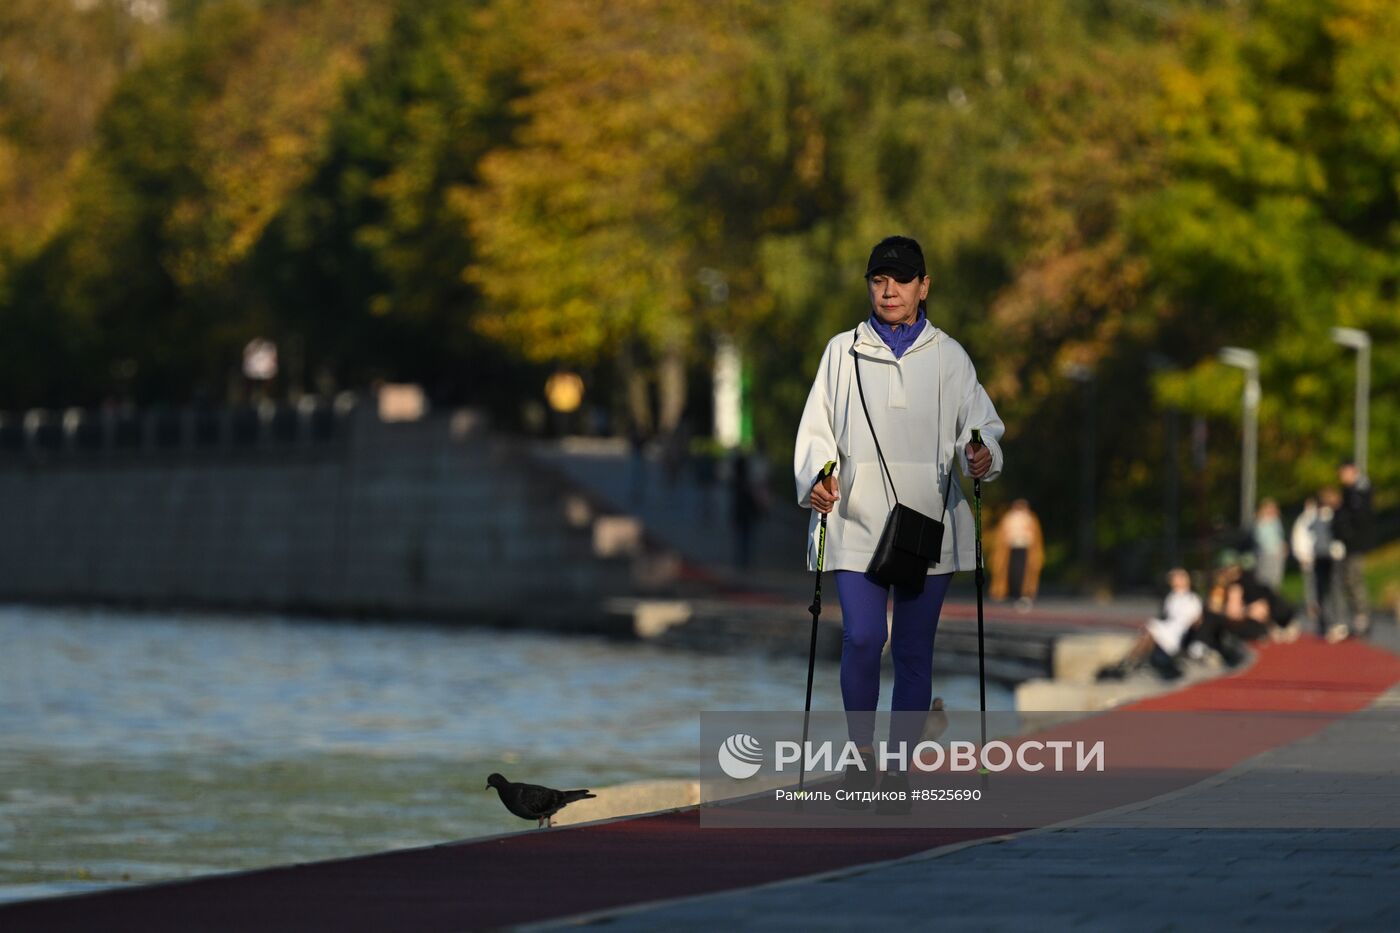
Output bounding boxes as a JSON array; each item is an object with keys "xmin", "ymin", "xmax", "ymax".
[{"xmin": 851, "ymin": 327, "xmax": 955, "ymax": 520}]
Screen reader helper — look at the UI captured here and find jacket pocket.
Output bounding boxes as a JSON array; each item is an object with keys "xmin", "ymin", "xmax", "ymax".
[{"xmin": 840, "ymin": 460, "xmax": 891, "ymax": 553}]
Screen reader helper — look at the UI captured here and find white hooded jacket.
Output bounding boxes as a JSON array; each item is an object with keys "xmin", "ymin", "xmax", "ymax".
[{"xmin": 793, "ymin": 319, "xmax": 1005, "ymax": 574}]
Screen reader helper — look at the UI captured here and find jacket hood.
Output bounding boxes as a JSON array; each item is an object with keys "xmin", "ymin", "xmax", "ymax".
[{"xmin": 853, "ymin": 318, "xmax": 943, "ymax": 359}]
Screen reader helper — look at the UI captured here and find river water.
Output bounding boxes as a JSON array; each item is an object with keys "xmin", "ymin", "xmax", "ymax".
[{"xmin": 0, "ymin": 604, "xmax": 1010, "ymax": 903}]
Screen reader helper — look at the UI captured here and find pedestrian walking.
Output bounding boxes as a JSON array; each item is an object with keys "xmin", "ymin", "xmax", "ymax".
[
  {"xmin": 1313, "ymin": 487, "xmax": 1346, "ymax": 642},
  {"xmin": 794, "ymin": 235, "xmax": 1004, "ymax": 812},
  {"xmin": 1334, "ymin": 461, "xmax": 1374, "ymax": 637}
]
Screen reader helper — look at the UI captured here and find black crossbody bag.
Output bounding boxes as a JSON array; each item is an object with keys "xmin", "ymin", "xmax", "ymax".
[{"xmin": 852, "ymin": 333, "xmax": 952, "ymax": 593}]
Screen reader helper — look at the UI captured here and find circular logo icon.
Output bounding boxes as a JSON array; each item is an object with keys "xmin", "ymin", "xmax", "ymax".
[{"xmin": 717, "ymin": 733, "xmax": 764, "ymax": 780}]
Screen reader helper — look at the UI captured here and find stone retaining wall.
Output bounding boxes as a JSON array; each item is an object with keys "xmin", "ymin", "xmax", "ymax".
[{"xmin": 0, "ymin": 412, "xmax": 637, "ymax": 623}]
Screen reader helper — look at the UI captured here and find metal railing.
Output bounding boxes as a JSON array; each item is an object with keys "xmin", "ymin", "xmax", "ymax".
[{"xmin": 0, "ymin": 393, "xmax": 362, "ymax": 464}]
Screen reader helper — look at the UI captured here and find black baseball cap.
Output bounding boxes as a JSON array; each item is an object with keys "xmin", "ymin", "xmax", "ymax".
[{"xmin": 865, "ymin": 236, "xmax": 926, "ymax": 281}]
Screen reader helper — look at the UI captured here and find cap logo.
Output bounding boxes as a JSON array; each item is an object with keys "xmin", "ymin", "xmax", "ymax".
[{"xmin": 883, "ymin": 249, "xmax": 900, "ymax": 258}]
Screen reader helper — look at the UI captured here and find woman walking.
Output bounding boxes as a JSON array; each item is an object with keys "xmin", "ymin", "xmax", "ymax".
[{"xmin": 794, "ymin": 235, "xmax": 1004, "ymax": 811}]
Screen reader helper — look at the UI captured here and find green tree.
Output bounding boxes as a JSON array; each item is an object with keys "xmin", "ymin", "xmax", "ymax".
[
  {"xmin": 0, "ymin": 0, "xmax": 393, "ymax": 405},
  {"xmin": 462, "ymin": 0, "xmax": 750, "ymax": 432},
  {"xmin": 0, "ymin": 0, "xmax": 157, "ymax": 400},
  {"xmin": 247, "ymin": 0, "xmax": 531, "ymax": 403},
  {"xmin": 726, "ymin": 2, "xmax": 1158, "ymax": 506},
  {"xmin": 0, "ymin": 0, "xmax": 153, "ymax": 260},
  {"xmin": 1139, "ymin": 0, "xmax": 1399, "ymax": 511}
]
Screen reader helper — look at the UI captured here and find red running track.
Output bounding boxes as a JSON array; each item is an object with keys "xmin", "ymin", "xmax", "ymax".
[{"xmin": 3, "ymin": 637, "xmax": 1397, "ymax": 932}]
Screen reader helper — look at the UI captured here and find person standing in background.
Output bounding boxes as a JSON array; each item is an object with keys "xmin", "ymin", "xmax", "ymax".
[
  {"xmin": 627, "ymin": 421, "xmax": 648, "ymax": 504},
  {"xmin": 1291, "ymin": 497, "xmax": 1319, "ymax": 630},
  {"xmin": 1313, "ymin": 487, "xmax": 1346, "ymax": 643},
  {"xmin": 730, "ymin": 450, "xmax": 769, "ymax": 569},
  {"xmin": 990, "ymin": 499, "xmax": 1044, "ymax": 611},
  {"xmin": 1252, "ymin": 499, "xmax": 1287, "ymax": 592},
  {"xmin": 1333, "ymin": 461, "xmax": 1374, "ymax": 637}
]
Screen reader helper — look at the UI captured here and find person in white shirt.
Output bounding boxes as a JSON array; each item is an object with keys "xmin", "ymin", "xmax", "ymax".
[
  {"xmin": 1291, "ymin": 497, "xmax": 1318, "ymax": 629},
  {"xmin": 794, "ymin": 235, "xmax": 1004, "ymax": 809},
  {"xmin": 1098, "ymin": 568, "xmax": 1201, "ymax": 680},
  {"xmin": 1147, "ymin": 568, "xmax": 1205, "ymax": 658}
]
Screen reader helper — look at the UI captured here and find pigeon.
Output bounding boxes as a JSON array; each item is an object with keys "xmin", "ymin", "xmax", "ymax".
[{"xmin": 486, "ymin": 773, "xmax": 596, "ymax": 828}]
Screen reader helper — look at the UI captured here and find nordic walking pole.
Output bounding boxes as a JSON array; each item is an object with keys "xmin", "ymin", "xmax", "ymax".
[
  {"xmin": 970, "ymin": 429, "xmax": 990, "ymax": 779},
  {"xmin": 798, "ymin": 460, "xmax": 837, "ymax": 800}
]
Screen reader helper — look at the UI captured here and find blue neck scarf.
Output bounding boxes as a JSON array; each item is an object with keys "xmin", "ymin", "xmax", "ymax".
[{"xmin": 868, "ymin": 308, "xmax": 927, "ymax": 359}]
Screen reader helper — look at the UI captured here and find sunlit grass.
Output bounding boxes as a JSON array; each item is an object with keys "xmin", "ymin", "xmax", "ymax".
[{"xmin": 1365, "ymin": 537, "xmax": 1400, "ymax": 615}]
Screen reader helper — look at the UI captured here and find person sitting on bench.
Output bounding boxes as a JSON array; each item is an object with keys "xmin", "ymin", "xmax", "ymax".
[{"xmin": 1098, "ymin": 568, "xmax": 1201, "ymax": 681}]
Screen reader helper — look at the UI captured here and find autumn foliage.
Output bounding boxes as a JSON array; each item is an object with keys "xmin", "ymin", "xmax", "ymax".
[{"xmin": 1, "ymin": 0, "xmax": 1395, "ymax": 577}]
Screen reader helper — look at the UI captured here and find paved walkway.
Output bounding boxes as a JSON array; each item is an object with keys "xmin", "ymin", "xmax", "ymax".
[
  {"xmin": 556, "ymin": 686, "xmax": 1400, "ymax": 930},
  {"xmin": 574, "ymin": 820, "xmax": 1400, "ymax": 931},
  {"xmin": 550, "ymin": 442, "xmax": 1399, "ymax": 929},
  {"xmin": 542, "ymin": 631, "xmax": 1400, "ymax": 931},
  {"xmin": 4, "ymin": 629, "xmax": 1396, "ymax": 931}
]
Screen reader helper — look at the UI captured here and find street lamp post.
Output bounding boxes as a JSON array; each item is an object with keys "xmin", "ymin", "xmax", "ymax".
[
  {"xmin": 1219, "ymin": 347, "xmax": 1259, "ymax": 529},
  {"xmin": 698, "ymin": 268, "xmax": 743, "ymax": 450},
  {"xmin": 1330, "ymin": 327, "xmax": 1370, "ymax": 480}
]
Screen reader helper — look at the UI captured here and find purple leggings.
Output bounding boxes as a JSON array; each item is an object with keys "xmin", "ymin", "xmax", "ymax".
[{"xmin": 836, "ymin": 569, "xmax": 952, "ymax": 750}]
